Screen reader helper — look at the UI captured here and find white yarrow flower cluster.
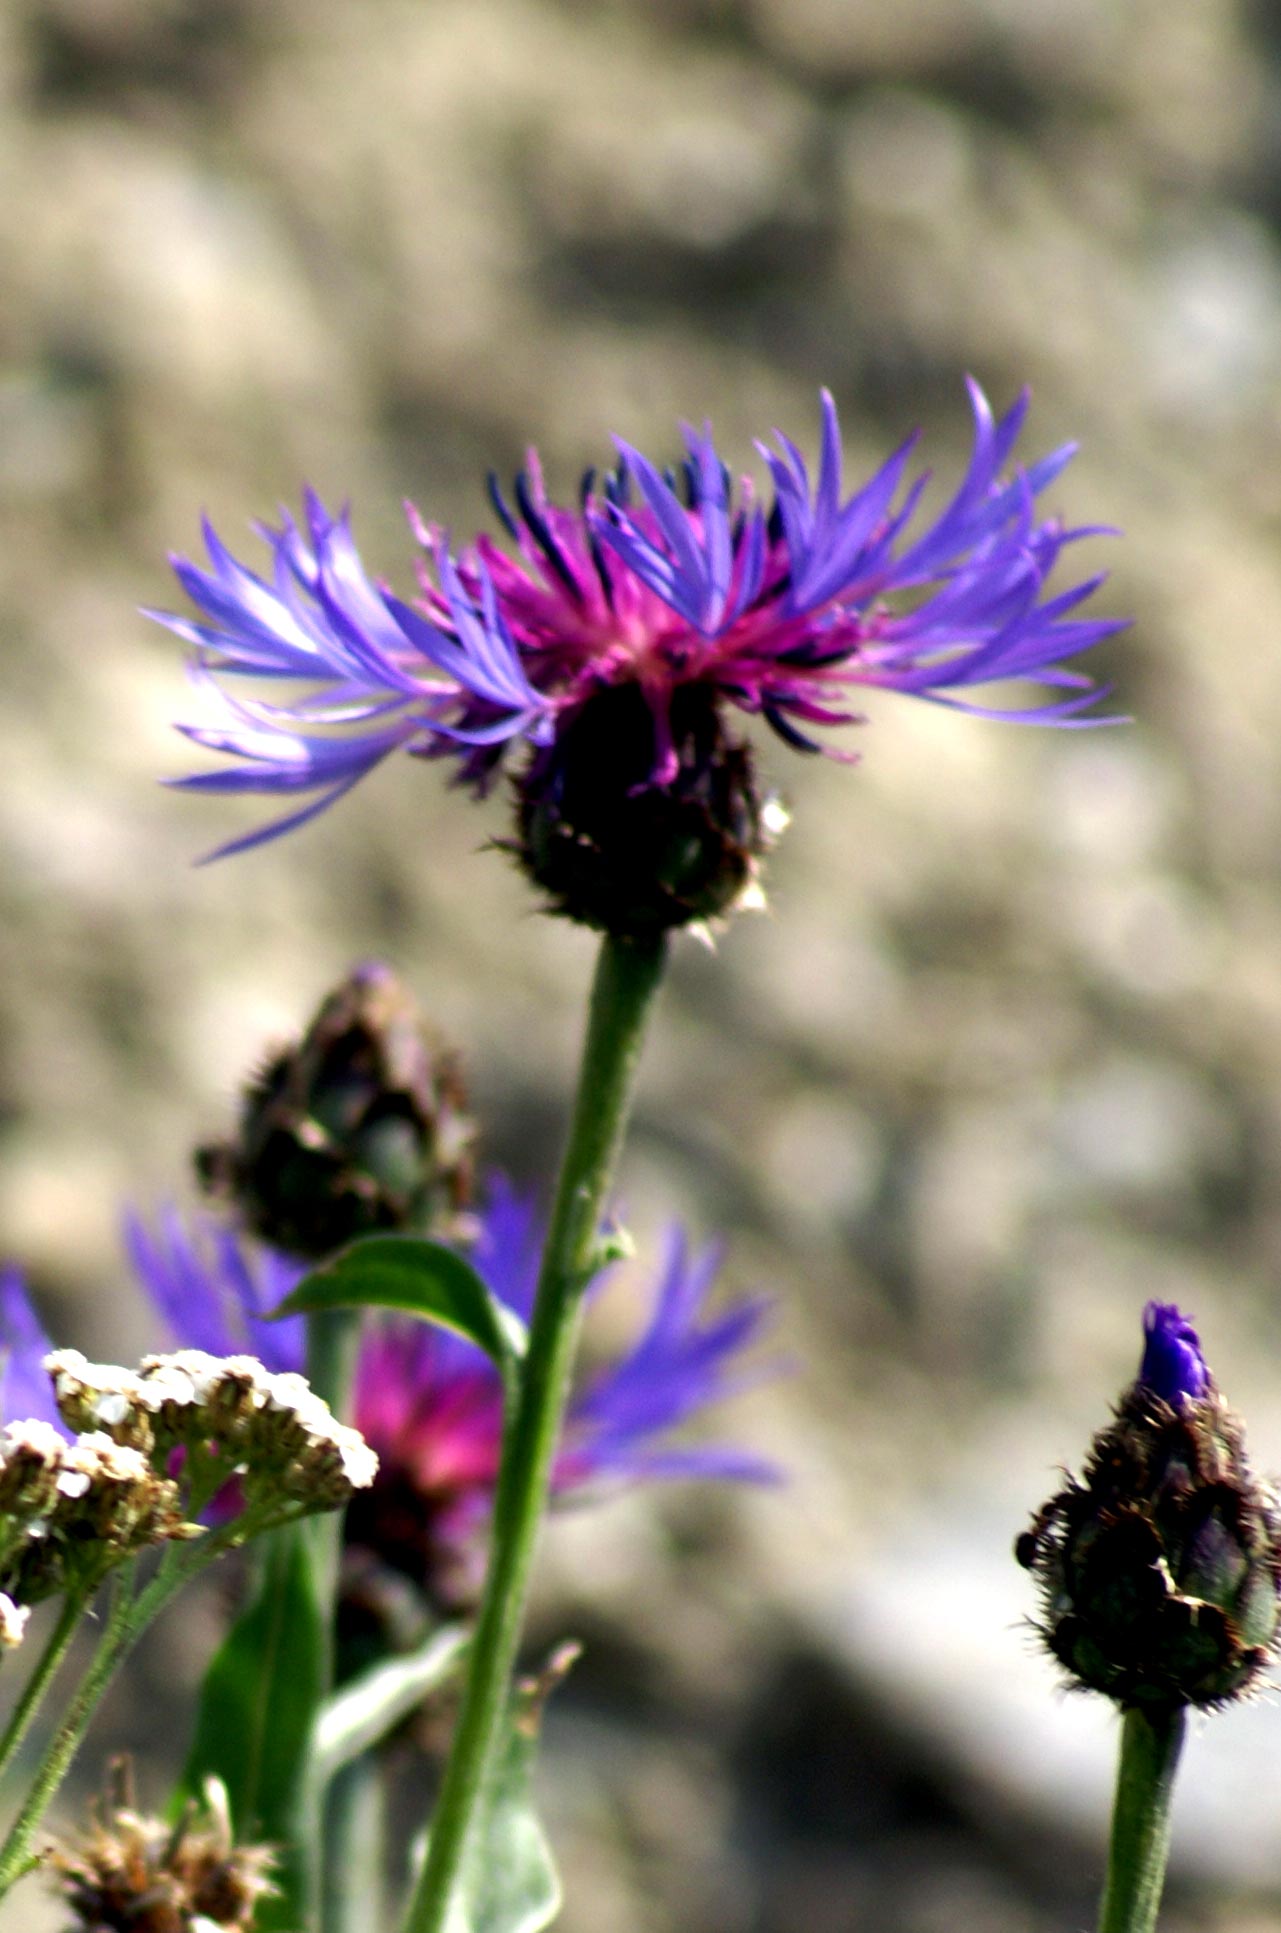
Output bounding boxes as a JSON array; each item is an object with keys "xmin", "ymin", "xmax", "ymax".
[
  {"xmin": 45, "ymin": 1347, "xmax": 377, "ymax": 1517},
  {"xmin": 0, "ymin": 1414, "xmax": 194, "ymax": 1628}
]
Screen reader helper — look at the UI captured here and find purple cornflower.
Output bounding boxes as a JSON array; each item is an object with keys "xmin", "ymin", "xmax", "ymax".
[
  {"xmin": 154, "ymin": 385, "xmax": 1124, "ymax": 865},
  {"xmin": 1138, "ymin": 1301, "xmax": 1210, "ymax": 1406},
  {"xmin": 122, "ymin": 1207, "xmax": 304, "ymax": 1374},
  {"xmin": 1, "ymin": 1189, "xmax": 775, "ymax": 1606}
]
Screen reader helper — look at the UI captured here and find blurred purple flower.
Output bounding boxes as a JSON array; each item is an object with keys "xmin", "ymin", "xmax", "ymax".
[
  {"xmin": 0, "ymin": 1267, "xmax": 63, "ymax": 1430},
  {"xmin": 1139, "ymin": 1301, "xmax": 1210, "ymax": 1406},
  {"xmin": 123, "ymin": 1207, "xmax": 304, "ymax": 1375},
  {"xmin": 154, "ymin": 385, "xmax": 1125, "ymax": 857},
  {"xmin": 0, "ymin": 1189, "xmax": 775, "ymax": 1604}
]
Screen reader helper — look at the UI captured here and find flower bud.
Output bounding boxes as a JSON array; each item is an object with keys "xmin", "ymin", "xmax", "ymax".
[
  {"xmin": 196, "ymin": 962, "xmax": 475, "ymax": 1260},
  {"xmin": 1017, "ymin": 1303, "xmax": 1281, "ymax": 1709},
  {"xmin": 512, "ymin": 683, "xmax": 782, "ymax": 935}
]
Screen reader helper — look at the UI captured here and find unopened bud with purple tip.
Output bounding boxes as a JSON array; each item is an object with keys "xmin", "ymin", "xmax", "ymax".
[
  {"xmin": 1138, "ymin": 1301, "xmax": 1209, "ymax": 1406},
  {"xmin": 1017, "ymin": 1303, "xmax": 1281, "ymax": 1710},
  {"xmin": 196, "ymin": 963, "xmax": 476, "ymax": 1262}
]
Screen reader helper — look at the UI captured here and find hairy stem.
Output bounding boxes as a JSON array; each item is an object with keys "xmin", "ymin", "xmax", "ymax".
[
  {"xmin": 0, "ymin": 1593, "xmax": 88, "ymax": 1790},
  {"xmin": 401, "ymin": 931, "xmax": 667, "ymax": 1933},
  {"xmin": 0, "ymin": 1530, "xmax": 245, "ymax": 1898}
]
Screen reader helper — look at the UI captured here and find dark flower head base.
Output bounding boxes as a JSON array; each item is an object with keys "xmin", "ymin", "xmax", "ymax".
[
  {"xmin": 512, "ymin": 682, "xmax": 783, "ymax": 932},
  {"xmin": 1018, "ymin": 1305, "xmax": 1281, "ymax": 1710},
  {"xmin": 153, "ymin": 385, "xmax": 1125, "ymax": 931}
]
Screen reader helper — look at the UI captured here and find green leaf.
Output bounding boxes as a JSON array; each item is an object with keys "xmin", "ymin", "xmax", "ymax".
[
  {"xmin": 313, "ymin": 1624, "xmax": 472, "ymax": 1787},
  {"xmin": 274, "ymin": 1235, "xmax": 526, "ymax": 1370},
  {"xmin": 443, "ymin": 1644, "xmax": 578, "ymax": 1933},
  {"xmin": 177, "ymin": 1523, "xmax": 327, "ymax": 1931}
]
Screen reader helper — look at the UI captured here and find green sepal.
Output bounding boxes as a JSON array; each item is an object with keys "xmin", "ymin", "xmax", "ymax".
[
  {"xmin": 586, "ymin": 1222, "xmax": 634, "ymax": 1279},
  {"xmin": 175, "ymin": 1522, "xmax": 326, "ymax": 1931},
  {"xmin": 1235, "ymin": 1567, "xmax": 1281, "ymax": 1648},
  {"xmin": 440, "ymin": 1644, "xmax": 578, "ymax": 1933},
  {"xmin": 273, "ymin": 1234, "xmax": 526, "ymax": 1371}
]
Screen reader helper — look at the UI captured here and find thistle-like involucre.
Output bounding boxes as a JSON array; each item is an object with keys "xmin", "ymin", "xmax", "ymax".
[
  {"xmin": 153, "ymin": 386, "xmax": 1125, "ymax": 931},
  {"xmin": 1017, "ymin": 1303, "xmax": 1281, "ymax": 1710},
  {"xmin": 195, "ymin": 960, "xmax": 475, "ymax": 1261}
]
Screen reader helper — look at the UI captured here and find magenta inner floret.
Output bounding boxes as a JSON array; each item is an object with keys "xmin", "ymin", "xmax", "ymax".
[{"xmin": 151, "ymin": 384, "xmax": 1126, "ymax": 860}]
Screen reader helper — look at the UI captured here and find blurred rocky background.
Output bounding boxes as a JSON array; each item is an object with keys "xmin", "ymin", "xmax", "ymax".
[{"xmin": 3, "ymin": 0, "xmax": 1281, "ymax": 1926}]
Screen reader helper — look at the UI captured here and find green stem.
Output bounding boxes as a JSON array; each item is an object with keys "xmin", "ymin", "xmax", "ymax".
[
  {"xmin": 0, "ymin": 1576, "xmax": 132, "ymax": 1898},
  {"xmin": 0, "ymin": 1535, "xmax": 237, "ymax": 1898},
  {"xmin": 306, "ymin": 1303, "xmax": 363, "ymax": 1933},
  {"xmin": 1098, "ymin": 1705, "xmax": 1186, "ymax": 1933},
  {"xmin": 401, "ymin": 931, "xmax": 667, "ymax": 1933},
  {"xmin": 305, "ymin": 1305, "xmax": 362, "ymax": 1681},
  {"xmin": 0, "ymin": 1592, "xmax": 88, "ymax": 1789},
  {"xmin": 306, "ymin": 1305, "xmax": 363, "ymax": 1609},
  {"xmin": 307, "ymin": 1305, "xmax": 363, "ymax": 1420}
]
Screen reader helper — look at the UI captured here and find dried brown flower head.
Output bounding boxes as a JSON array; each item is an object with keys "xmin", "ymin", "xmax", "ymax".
[{"xmin": 46, "ymin": 1759, "xmax": 276, "ymax": 1933}]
